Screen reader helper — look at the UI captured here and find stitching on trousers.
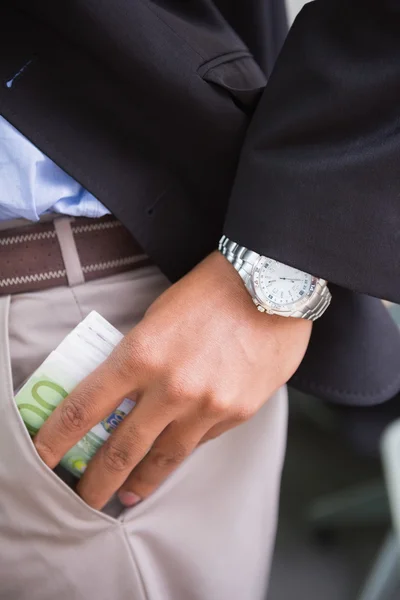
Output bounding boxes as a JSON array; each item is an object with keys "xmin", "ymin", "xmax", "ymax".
[
  {"xmin": 120, "ymin": 526, "xmax": 150, "ymax": 600},
  {"xmin": 68, "ymin": 286, "xmax": 85, "ymax": 321}
]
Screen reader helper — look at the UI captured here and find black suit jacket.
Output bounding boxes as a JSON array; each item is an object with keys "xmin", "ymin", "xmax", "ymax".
[{"xmin": 1, "ymin": 0, "xmax": 400, "ymax": 406}]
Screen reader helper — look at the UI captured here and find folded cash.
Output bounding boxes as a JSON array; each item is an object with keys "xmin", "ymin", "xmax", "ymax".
[{"xmin": 15, "ymin": 311, "xmax": 135, "ymax": 478}]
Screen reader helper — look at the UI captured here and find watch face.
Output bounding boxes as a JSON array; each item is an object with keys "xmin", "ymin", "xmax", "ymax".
[{"xmin": 252, "ymin": 258, "xmax": 316, "ymax": 311}]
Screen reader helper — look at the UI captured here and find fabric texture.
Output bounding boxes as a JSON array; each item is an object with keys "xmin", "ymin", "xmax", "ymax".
[
  {"xmin": 1, "ymin": 1, "xmax": 399, "ymax": 405},
  {"xmin": 0, "ymin": 115, "xmax": 108, "ymax": 221},
  {"xmin": 0, "ymin": 268, "xmax": 287, "ymax": 600},
  {"xmin": 225, "ymin": 0, "xmax": 400, "ymax": 301}
]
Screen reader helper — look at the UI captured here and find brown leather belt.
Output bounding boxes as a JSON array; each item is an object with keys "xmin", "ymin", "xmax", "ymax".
[{"xmin": 0, "ymin": 215, "xmax": 152, "ymax": 295}]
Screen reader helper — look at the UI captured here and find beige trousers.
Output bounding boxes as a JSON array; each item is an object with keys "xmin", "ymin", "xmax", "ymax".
[{"xmin": 0, "ymin": 259, "xmax": 287, "ymax": 599}]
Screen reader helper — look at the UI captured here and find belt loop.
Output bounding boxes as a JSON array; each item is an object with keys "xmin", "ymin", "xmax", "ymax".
[
  {"xmin": 53, "ymin": 217, "xmax": 85, "ymax": 287},
  {"xmin": 0, "ymin": 295, "xmax": 13, "ymax": 396}
]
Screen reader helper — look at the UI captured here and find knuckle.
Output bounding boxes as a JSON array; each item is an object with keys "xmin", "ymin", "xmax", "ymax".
[
  {"xmin": 103, "ymin": 441, "xmax": 132, "ymax": 473},
  {"xmin": 151, "ymin": 443, "xmax": 188, "ymax": 469},
  {"xmin": 165, "ymin": 390, "xmax": 187, "ymax": 411},
  {"xmin": 233, "ymin": 404, "xmax": 255, "ymax": 423},
  {"xmin": 166, "ymin": 373, "xmax": 200, "ymax": 406},
  {"xmin": 59, "ymin": 398, "xmax": 89, "ymax": 432},
  {"xmin": 203, "ymin": 393, "xmax": 231, "ymax": 418}
]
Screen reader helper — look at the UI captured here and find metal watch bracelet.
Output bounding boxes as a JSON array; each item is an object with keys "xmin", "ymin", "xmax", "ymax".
[{"xmin": 218, "ymin": 235, "xmax": 331, "ymax": 321}]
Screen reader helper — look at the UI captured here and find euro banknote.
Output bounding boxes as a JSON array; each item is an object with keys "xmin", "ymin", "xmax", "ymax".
[{"xmin": 15, "ymin": 312, "xmax": 135, "ymax": 478}]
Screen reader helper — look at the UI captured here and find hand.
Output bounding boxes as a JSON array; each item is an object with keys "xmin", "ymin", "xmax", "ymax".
[{"xmin": 34, "ymin": 251, "xmax": 312, "ymax": 510}]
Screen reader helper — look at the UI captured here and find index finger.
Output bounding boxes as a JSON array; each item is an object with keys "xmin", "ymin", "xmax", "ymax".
[{"xmin": 33, "ymin": 355, "xmax": 136, "ymax": 469}]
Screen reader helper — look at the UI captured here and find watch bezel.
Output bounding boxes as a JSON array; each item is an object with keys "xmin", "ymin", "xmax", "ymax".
[{"xmin": 251, "ymin": 256, "xmax": 319, "ymax": 314}]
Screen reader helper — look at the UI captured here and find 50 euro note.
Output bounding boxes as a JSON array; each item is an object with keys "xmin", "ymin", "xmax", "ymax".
[{"xmin": 15, "ymin": 350, "xmax": 134, "ymax": 478}]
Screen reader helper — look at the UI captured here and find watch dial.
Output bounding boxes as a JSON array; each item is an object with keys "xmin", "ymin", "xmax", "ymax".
[{"xmin": 255, "ymin": 260, "xmax": 313, "ymax": 308}]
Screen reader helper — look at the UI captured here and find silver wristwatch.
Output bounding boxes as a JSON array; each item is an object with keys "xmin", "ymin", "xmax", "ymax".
[{"xmin": 219, "ymin": 236, "xmax": 331, "ymax": 321}]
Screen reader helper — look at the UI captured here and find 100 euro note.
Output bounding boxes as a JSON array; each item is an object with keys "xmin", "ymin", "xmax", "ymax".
[{"xmin": 15, "ymin": 351, "xmax": 134, "ymax": 478}]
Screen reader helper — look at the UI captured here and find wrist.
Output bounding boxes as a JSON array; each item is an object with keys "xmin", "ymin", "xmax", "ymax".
[{"xmin": 218, "ymin": 235, "xmax": 331, "ymax": 321}]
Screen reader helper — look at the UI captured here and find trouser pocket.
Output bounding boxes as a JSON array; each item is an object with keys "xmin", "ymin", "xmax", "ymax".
[{"xmin": 0, "ymin": 296, "xmax": 145, "ymax": 600}]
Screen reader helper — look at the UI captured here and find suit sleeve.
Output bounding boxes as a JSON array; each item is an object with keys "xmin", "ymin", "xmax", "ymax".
[{"xmin": 224, "ymin": 0, "xmax": 400, "ymax": 302}]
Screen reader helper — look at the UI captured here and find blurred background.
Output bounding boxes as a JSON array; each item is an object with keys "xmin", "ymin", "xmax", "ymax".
[{"xmin": 266, "ymin": 3, "xmax": 400, "ymax": 600}]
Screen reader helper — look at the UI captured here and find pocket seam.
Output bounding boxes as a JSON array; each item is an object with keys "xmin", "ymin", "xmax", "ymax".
[{"xmin": 197, "ymin": 50, "xmax": 253, "ymax": 79}]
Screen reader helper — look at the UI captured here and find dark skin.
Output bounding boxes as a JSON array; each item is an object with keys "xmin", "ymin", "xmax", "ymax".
[{"xmin": 34, "ymin": 251, "xmax": 312, "ymax": 509}]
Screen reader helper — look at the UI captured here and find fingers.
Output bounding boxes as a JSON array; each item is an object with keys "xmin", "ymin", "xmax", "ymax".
[
  {"xmin": 76, "ymin": 396, "xmax": 178, "ymax": 509},
  {"xmin": 199, "ymin": 421, "xmax": 235, "ymax": 444},
  {"xmin": 34, "ymin": 352, "xmax": 138, "ymax": 469},
  {"xmin": 117, "ymin": 414, "xmax": 210, "ymax": 508}
]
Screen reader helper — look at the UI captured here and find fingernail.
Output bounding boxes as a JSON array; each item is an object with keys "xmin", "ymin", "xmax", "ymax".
[{"xmin": 118, "ymin": 491, "xmax": 141, "ymax": 507}]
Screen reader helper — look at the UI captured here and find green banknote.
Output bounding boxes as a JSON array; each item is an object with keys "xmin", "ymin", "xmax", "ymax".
[{"xmin": 15, "ymin": 344, "xmax": 134, "ymax": 478}]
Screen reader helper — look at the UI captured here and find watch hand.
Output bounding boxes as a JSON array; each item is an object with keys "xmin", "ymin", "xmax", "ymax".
[{"xmin": 279, "ymin": 278, "xmax": 303, "ymax": 282}]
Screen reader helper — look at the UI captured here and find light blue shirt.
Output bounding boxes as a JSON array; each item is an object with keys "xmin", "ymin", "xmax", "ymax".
[{"xmin": 0, "ymin": 116, "xmax": 108, "ymax": 221}]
